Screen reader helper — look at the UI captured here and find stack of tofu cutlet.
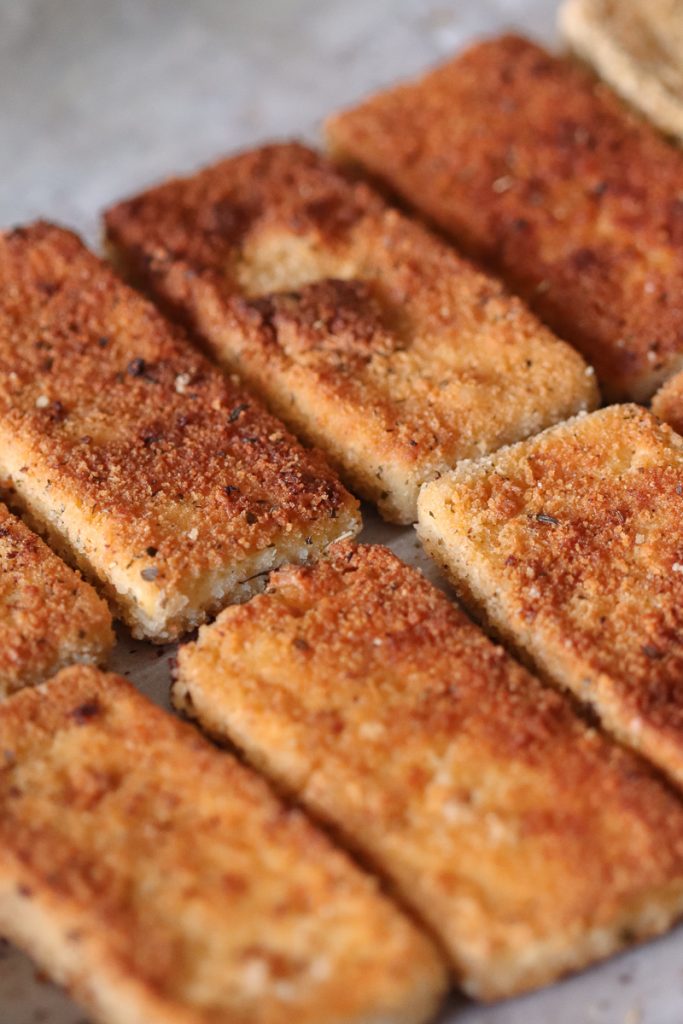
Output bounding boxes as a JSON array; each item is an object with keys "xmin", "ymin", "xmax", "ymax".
[{"xmin": 5, "ymin": 26, "xmax": 683, "ymax": 1024}]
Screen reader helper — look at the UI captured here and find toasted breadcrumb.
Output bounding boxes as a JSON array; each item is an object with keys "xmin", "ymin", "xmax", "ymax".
[
  {"xmin": 104, "ymin": 143, "xmax": 597, "ymax": 523},
  {"xmin": 652, "ymin": 368, "xmax": 683, "ymax": 433},
  {"xmin": 174, "ymin": 542, "xmax": 683, "ymax": 1000},
  {"xmin": 0, "ymin": 504, "xmax": 112, "ymax": 695},
  {"xmin": 0, "ymin": 665, "xmax": 446, "ymax": 1024},
  {"xmin": 0, "ymin": 222, "xmax": 360, "ymax": 641},
  {"xmin": 326, "ymin": 35, "xmax": 683, "ymax": 401},
  {"xmin": 418, "ymin": 404, "xmax": 683, "ymax": 789}
]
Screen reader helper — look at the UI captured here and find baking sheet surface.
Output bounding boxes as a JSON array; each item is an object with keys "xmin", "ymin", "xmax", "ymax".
[{"xmin": 1, "ymin": 0, "xmax": 682, "ymax": 1020}]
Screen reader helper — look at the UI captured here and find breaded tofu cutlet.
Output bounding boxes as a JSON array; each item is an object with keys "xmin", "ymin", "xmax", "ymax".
[
  {"xmin": 104, "ymin": 143, "xmax": 597, "ymax": 524},
  {"xmin": 560, "ymin": 0, "xmax": 683, "ymax": 143},
  {"xmin": 327, "ymin": 35, "xmax": 683, "ymax": 401},
  {"xmin": 0, "ymin": 504, "xmax": 112, "ymax": 695},
  {"xmin": 0, "ymin": 223, "xmax": 360, "ymax": 642},
  {"xmin": 0, "ymin": 666, "xmax": 446, "ymax": 1024},
  {"xmin": 418, "ymin": 405, "xmax": 683, "ymax": 789},
  {"xmin": 173, "ymin": 542, "xmax": 683, "ymax": 1000}
]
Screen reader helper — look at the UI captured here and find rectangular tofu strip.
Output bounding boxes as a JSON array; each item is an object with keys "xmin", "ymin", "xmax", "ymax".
[
  {"xmin": 560, "ymin": 0, "xmax": 683, "ymax": 144},
  {"xmin": 0, "ymin": 223, "xmax": 360, "ymax": 642},
  {"xmin": 173, "ymin": 542, "xmax": 683, "ymax": 1000},
  {"xmin": 0, "ymin": 504, "xmax": 112, "ymax": 695},
  {"xmin": 0, "ymin": 666, "xmax": 446, "ymax": 1024},
  {"xmin": 418, "ymin": 405, "xmax": 683, "ymax": 790},
  {"xmin": 104, "ymin": 143, "xmax": 597, "ymax": 524},
  {"xmin": 326, "ymin": 34, "xmax": 683, "ymax": 401}
]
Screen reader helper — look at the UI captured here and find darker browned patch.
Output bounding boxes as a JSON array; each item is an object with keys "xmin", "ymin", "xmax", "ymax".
[
  {"xmin": 327, "ymin": 33, "xmax": 683, "ymax": 399},
  {"xmin": 69, "ymin": 699, "xmax": 101, "ymax": 725},
  {"xmin": 0, "ymin": 223, "xmax": 358, "ymax": 616},
  {"xmin": 236, "ymin": 278, "xmax": 399, "ymax": 369}
]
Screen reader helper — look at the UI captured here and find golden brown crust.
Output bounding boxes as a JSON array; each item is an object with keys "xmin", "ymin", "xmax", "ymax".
[
  {"xmin": 104, "ymin": 142, "xmax": 597, "ymax": 523},
  {"xmin": 418, "ymin": 405, "xmax": 683, "ymax": 789},
  {"xmin": 0, "ymin": 665, "xmax": 446, "ymax": 1024},
  {"xmin": 326, "ymin": 34, "xmax": 683, "ymax": 401},
  {"xmin": 0, "ymin": 222, "xmax": 360, "ymax": 640},
  {"xmin": 174, "ymin": 541, "xmax": 683, "ymax": 1000},
  {"xmin": 0, "ymin": 504, "xmax": 113, "ymax": 695},
  {"xmin": 652, "ymin": 367, "xmax": 683, "ymax": 432}
]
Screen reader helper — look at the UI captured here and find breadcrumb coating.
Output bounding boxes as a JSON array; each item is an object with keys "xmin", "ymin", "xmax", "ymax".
[
  {"xmin": 0, "ymin": 504, "xmax": 112, "ymax": 695},
  {"xmin": 652, "ymin": 367, "xmax": 683, "ymax": 433},
  {"xmin": 327, "ymin": 34, "xmax": 683, "ymax": 400},
  {"xmin": 0, "ymin": 666, "xmax": 446, "ymax": 1024},
  {"xmin": 0, "ymin": 222, "xmax": 360, "ymax": 641},
  {"xmin": 105, "ymin": 142, "xmax": 596, "ymax": 523},
  {"xmin": 174, "ymin": 542, "xmax": 683, "ymax": 1000},
  {"xmin": 418, "ymin": 404, "xmax": 683, "ymax": 789}
]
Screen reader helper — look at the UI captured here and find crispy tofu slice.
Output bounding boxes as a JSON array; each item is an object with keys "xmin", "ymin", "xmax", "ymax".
[
  {"xmin": 0, "ymin": 504, "xmax": 112, "ymax": 695},
  {"xmin": 0, "ymin": 666, "xmax": 446, "ymax": 1024},
  {"xmin": 173, "ymin": 541, "xmax": 683, "ymax": 1000},
  {"xmin": 0, "ymin": 223, "xmax": 360, "ymax": 642},
  {"xmin": 104, "ymin": 143, "xmax": 597, "ymax": 524},
  {"xmin": 326, "ymin": 35, "xmax": 683, "ymax": 401},
  {"xmin": 418, "ymin": 404, "xmax": 683, "ymax": 788},
  {"xmin": 560, "ymin": 0, "xmax": 683, "ymax": 143}
]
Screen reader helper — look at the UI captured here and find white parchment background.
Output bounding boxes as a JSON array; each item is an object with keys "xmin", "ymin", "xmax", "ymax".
[{"xmin": 0, "ymin": 0, "xmax": 682, "ymax": 1021}]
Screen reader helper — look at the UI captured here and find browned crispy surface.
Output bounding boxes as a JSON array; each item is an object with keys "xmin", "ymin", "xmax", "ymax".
[
  {"xmin": 104, "ymin": 142, "xmax": 597, "ymax": 523},
  {"xmin": 0, "ymin": 223, "xmax": 360, "ymax": 641},
  {"xmin": 174, "ymin": 542, "xmax": 683, "ymax": 1000},
  {"xmin": 0, "ymin": 504, "xmax": 112, "ymax": 695},
  {"xmin": 652, "ymin": 367, "xmax": 683, "ymax": 433},
  {"xmin": 418, "ymin": 405, "xmax": 683, "ymax": 789},
  {"xmin": 326, "ymin": 34, "xmax": 683, "ymax": 401},
  {"xmin": 0, "ymin": 666, "xmax": 446, "ymax": 1024}
]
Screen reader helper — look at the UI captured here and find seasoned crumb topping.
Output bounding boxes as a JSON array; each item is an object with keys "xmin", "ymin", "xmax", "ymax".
[
  {"xmin": 326, "ymin": 34, "xmax": 683, "ymax": 400},
  {"xmin": 0, "ymin": 504, "xmax": 112, "ymax": 693},
  {"xmin": 418, "ymin": 405, "xmax": 683, "ymax": 786},
  {"xmin": 0, "ymin": 666, "xmax": 445, "ymax": 1023},
  {"xmin": 652, "ymin": 368, "xmax": 683, "ymax": 434},
  {"xmin": 105, "ymin": 142, "xmax": 596, "ymax": 523},
  {"xmin": 0, "ymin": 223, "xmax": 359, "ymax": 635},
  {"xmin": 176, "ymin": 541, "xmax": 683, "ymax": 999}
]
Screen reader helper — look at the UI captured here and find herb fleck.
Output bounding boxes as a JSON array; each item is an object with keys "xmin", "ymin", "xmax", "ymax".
[
  {"xmin": 229, "ymin": 403, "xmax": 248, "ymax": 423},
  {"xmin": 127, "ymin": 357, "xmax": 147, "ymax": 377},
  {"xmin": 69, "ymin": 700, "xmax": 100, "ymax": 724}
]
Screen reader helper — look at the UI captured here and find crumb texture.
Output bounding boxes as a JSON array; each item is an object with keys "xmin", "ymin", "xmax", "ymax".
[
  {"xmin": 652, "ymin": 366, "xmax": 683, "ymax": 433},
  {"xmin": 327, "ymin": 34, "xmax": 683, "ymax": 400},
  {"xmin": 0, "ymin": 666, "xmax": 445, "ymax": 1024},
  {"xmin": 105, "ymin": 142, "xmax": 596, "ymax": 523},
  {"xmin": 175, "ymin": 542, "xmax": 683, "ymax": 1000},
  {"xmin": 0, "ymin": 504, "xmax": 112, "ymax": 695},
  {"xmin": 0, "ymin": 222, "xmax": 359, "ymax": 640},
  {"xmin": 418, "ymin": 405, "xmax": 683, "ymax": 788},
  {"xmin": 561, "ymin": 0, "xmax": 683, "ymax": 142}
]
